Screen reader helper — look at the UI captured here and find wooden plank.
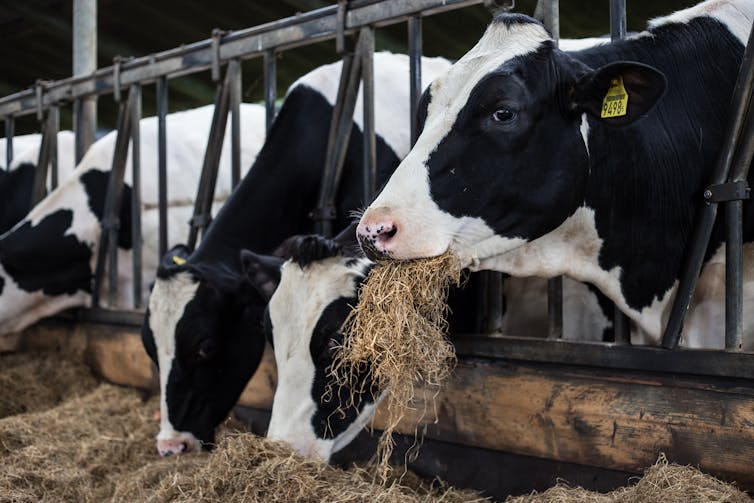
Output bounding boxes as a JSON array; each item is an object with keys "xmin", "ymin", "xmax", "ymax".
[{"xmin": 371, "ymin": 359, "xmax": 754, "ymax": 488}]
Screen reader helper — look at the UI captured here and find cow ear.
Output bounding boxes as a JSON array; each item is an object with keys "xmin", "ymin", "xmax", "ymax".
[
  {"xmin": 160, "ymin": 244, "xmax": 191, "ymax": 269},
  {"xmin": 240, "ymin": 249, "xmax": 283, "ymax": 301},
  {"xmin": 571, "ymin": 61, "xmax": 666, "ymax": 126}
]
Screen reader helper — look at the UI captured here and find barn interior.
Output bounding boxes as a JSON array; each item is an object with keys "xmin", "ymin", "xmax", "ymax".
[{"xmin": 2, "ymin": 0, "xmax": 754, "ymax": 502}]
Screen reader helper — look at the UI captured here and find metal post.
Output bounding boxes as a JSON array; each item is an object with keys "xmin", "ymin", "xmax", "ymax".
[
  {"xmin": 33, "ymin": 114, "xmax": 51, "ymax": 205},
  {"xmin": 156, "ymin": 76, "xmax": 168, "ymax": 259},
  {"xmin": 662, "ymin": 21, "xmax": 754, "ymax": 349},
  {"xmin": 609, "ymin": 0, "xmax": 626, "ymax": 41},
  {"xmin": 536, "ymin": 0, "xmax": 559, "ymax": 46},
  {"xmin": 4, "ymin": 118, "xmax": 13, "ymax": 167},
  {"xmin": 230, "ymin": 59, "xmax": 242, "ymax": 189},
  {"xmin": 726, "ymin": 199, "xmax": 744, "ymax": 350},
  {"xmin": 187, "ymin": 62, "xmax": 235, "ymax": 250},
  {"xmin": 360, "ymin": 27, "xmax": 376, "ymax": 202},
  {"xmin": 547, "ymin": 276, "xmax": 563, "ymax": 339},
  {"xmin": 49, "ymin": 106, "xmax": 59, "ymax": 190},
  {"xmin": 408, "ymin": 16, "xmax": 422, "ymax": 146},
  {"xmin": 73, "ymin": 0, "xmax": 97, "ymax": 161},
  {"xmin": 92, "ymin": 94, "xmax": 133, "ymax": 308},
  {"xmin": 264, "ymin": 50, "xmax": 277, "ymax": 131},
  {"xmin": 610, "ymin": 0, "xmax": 631, "ymax": 345},
  {"xmin": 130, "ymin": 84, "xmax": 143, "ymax": 309}
]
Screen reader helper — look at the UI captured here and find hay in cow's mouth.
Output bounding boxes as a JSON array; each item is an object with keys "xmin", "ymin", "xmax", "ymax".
[{"xmin": 330, "ymin": 251, "xmax": 463, "ymax": 479}]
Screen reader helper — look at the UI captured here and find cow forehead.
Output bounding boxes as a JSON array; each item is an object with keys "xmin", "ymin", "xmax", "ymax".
[
  {"xmin": 149, "ymin": 271, "xmax": 201, "ymax": 352},
  {"xmin": 269, "ymin": 257, "xmax": 366, "ymax": 355},
  {"xmin": 423, "ymin": 19, "xmax": 550, "ymax": 141}
]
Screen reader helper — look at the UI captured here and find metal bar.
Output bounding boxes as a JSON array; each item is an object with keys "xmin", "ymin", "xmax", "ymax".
[
  {"xmin": 92, "ymin": 94, "xmax": 133, "ymax": 307},
  {"xmin": 662, "ymin": 21, "xmax": 754, "ymax": 348},
  {"xmin": 156, "ymin": 76, "xmax": 168, "ymax": 259},
  {"xmin": 547, "ymin": 276, "xmax": 563, "ymax": 339},
  {"xmin": 230, "ymin": 58, "xmax": 242, "ymax": 189},
  {"xmin": 49, "ymin": 106, "xmax": 59, "ymax": 190},
  {"xmin": 0, "ymin": 0, "xmax": 484, "ymax": 118},
  {"xmin": 481, "ymin": 272, "xmax": 505, "ymax": 333},
  {"xmin": 263, "ymin": 50, "xmax": 277, "ymax": 131},
  {"xmin": 73, "ymin": 98, "xmax": 85, "ymax": 163},
  {"xmin": 360, "ymin": 27, "xmax": 376, "ymax": 202},
  {"xmin": 314, "ymin": 53, "xmax": 358, "ymax": 237},
  {"xmin": 454, "ymin": 335, "xmax": 754, "ymax": 380},
  {"xmin": 408, "ymin": 16, "xmax": 422, "ymax": 146},
  {"xmin": 4, "ymin": 117, "xmax": 13, "ymax": 167},
  {"xmin": 32, "ymin": 112, "xmax": 51, "ymax": 204},
  {"xmin": 726, "ymin": 200, "xmax": 744, "ymax": 350},
  {"xmin": 129, "ymin": 84, "xmax": 143, "ymax": 309},
  {"xmin": 73, "ymin": 0, "xmax": 97, "ymax": 159},
  {"xmin": 187, "ymin": 63, "xmax": 234, "ymax": 250},
  {"xmin": 539, "ymin": 0, "xmax": 559, "ymax": 45}
]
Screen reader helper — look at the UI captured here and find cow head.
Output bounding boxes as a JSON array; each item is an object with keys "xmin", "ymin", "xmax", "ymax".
[
  {"xmin": 141, "ymin": 244, "xmax": 267, "ymax": 456},
  {"xmin": 357, "ymin": 14, "xmax": 665, "ymax": 267},
  {"xmin": 243, "ymin": 227, "xmax": 380, "ymax": 461}
]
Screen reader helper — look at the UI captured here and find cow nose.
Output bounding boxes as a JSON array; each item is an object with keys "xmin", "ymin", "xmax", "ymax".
[
  {"xmin": 356, "ymin": 216, "xmax": 398, "ymax": 260},
  {"xmin": 156, "ymin": 434, "xmax": 200, "ymax": 457}
]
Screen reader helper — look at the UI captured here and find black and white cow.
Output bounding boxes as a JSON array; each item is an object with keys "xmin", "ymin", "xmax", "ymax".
[
  {"xmin": 140, "ymin": 53, "xmax": 453, "ymax": 457},
  {"xmin": 0, "ymin": 103, "xmax": 266, "ymax": 336},
  {"xmin": 0, "ymin": 131, "xmax": 77, "ymax": 234},
  {"xmin": 357, "ymin": 0, "xmax": 754, "ymax": 349},
  {"xmin": 241, "ymin": 224, "xmax": 615, "ymax": 460}
]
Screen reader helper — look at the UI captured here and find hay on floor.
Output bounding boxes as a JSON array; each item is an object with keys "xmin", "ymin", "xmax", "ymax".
[
  {"xmin": 507, "ymin": 454, "xmax": 752, "ymax": 503},
  {"xmin": 332, "ymin": 252, "xmax": 462, "ymax": 477}
]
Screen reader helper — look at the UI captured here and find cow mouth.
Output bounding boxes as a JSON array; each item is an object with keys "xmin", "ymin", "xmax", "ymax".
[{"xmin": 357, "ymin": 235, "xmax": 392, "ymax": 262}]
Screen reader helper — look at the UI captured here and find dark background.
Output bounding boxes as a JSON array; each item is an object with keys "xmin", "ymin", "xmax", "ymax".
[{"xmin": 0, "ymin": 0, "xmax": 695, "ymax": 135}]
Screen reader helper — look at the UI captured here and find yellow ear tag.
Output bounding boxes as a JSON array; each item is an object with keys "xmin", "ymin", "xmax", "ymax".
[
  {"xmin": 172, "ymin": 255, "xmax": 187, "ymax": 265},
  {"xmin": 600, "ymin": 76, "xmax": 629, "ymax": 118}
]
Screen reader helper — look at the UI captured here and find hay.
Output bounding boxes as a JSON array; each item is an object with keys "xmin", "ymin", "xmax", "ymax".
[
  {"xmin": 0, "ymin": 352, "xmax": 99, "ymax": 418},
  {"xmin": 0, "ymin": 351, "xmax": 485, "ymax": 503},
  {"xmin": 507, "ymin": 454, "xmax": 752, "ymax": 503},
  {"xmin": 331, "ymin": 252, "xmax": 462, "ymax": 476}
]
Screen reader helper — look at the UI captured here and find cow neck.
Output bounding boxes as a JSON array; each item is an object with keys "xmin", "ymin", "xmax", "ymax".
[
  {"xmin": 190, "ymin": 87, "xmax": 338, "ymax": 266},
  {"xmin": 573, "ymin": 16, "xmax": 750, "ymax": 311}
]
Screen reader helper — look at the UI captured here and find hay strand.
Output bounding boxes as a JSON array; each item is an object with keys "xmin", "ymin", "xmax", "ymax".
[{"xmin": 331, "ymin": 251, "xmax": 462, "ymax": 477}]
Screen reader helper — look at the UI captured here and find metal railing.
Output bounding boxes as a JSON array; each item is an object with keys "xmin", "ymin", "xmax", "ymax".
[{"xmin": 1, "ymin": 0, "xmax": 753, "ymax": 379}]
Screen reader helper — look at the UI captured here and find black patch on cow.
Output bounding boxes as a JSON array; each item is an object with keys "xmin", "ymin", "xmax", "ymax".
[
  {"xmin": 0, "ymin": 162, "xmax": 35, "ymax": 234},
  {"xmin": 0, "ymin": 209, "xmax": 93, "ymax": 295},
  {"xmin": 309, "ymin": 294, "xmax": 378, "ymax": 439},
  {"xmin": 79, "ymin": 169, "xmax": 134, "ymax": 250},
  {"xmin": 141, "ymin": 306, "xmax": 157, "ymax": 365},
  {"xmin": 274, "ymin": 234, "xmax": 358, "ymax": 268},
  {"xmin": 425, "ymin": 14, "xmax": 751, "ymax": 312}
]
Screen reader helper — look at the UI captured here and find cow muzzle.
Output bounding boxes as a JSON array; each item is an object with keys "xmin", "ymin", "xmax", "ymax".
[
  {"xmin": 356, "ymin": 209, "xmax": 399, "ymax": 261},
  {"xmin": 156, "ymin": 431, "xmax": 202, "ymax": 457}
]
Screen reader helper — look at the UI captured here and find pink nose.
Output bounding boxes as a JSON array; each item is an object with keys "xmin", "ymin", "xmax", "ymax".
[
  {"xmin": 356, "ymin": 215, "xmax": 398, "ymax": 260},
  {"xmin": 156, "ymin": 435, "xmax": 199, "ymax": 457}
]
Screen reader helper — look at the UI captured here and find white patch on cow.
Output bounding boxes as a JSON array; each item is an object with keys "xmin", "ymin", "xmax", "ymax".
[
  {"xmin": 579, "ymin": 113, "xmax": 590, "ymax": 157},
  {"xmin": 290, "ymin": 52, "xmax": 452, "ymax": 159},
  {"xmin": 361, "ymin": 22, "xmax": 550, "ymax": 260},
  {"xmin": 649, "ymin": 0, "xmax": 754, "ymax": 45},
  {"xmin": 559, "ymin": 37, "xmax": 611, "ymax": 52},
  {"xmin": 8, "ymin": 130, "xmax": 77, "ymax": 183},
  {"xmin": 148, "ymin": 271, "xmax": 201, "ymax": 445},
  {"xmin": 267, "ymin": 256, "xmax": 372, "ymax": 461}
]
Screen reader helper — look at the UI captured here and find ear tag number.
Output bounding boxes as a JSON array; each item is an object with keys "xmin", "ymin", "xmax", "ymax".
[
  {"xmin": 172, "ymin": 255, "xmax": 187, "ymax": 265},
  {"xmin": 601, "ymin": 76, "xmax": 629, "ymax": 118}
]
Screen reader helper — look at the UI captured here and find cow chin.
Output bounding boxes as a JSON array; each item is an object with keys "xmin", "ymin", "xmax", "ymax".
[{"xmin": 156, "ymin": 429, "xmax": 203, "ymax": 457}]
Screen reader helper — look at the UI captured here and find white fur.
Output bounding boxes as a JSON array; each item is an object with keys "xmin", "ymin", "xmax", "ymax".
[
  {"xmin": 267, "ymin": 257, "xmax": 371, "ymax": 461},
  {"xmin": 290, "ymin": 52, "xmax": 451, "ymax": 159},
  {"xmin": 649, "ymin": 0, "xmax": 754, "ymax": 44},
  {"xmin": 7, "ymin": 131, "xmax": 77, "ymax": 183}
]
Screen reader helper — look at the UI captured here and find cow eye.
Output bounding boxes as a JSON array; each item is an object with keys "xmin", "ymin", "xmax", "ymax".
[
  {"xmin": 196, "ymin": 339, "xmax": 217, "ymax": 361},
  {"xmin": 492, "ymin": 107, "xmax": 517, "ymax": 123}
]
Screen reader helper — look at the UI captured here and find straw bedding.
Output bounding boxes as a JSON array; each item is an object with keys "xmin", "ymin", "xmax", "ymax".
[{"xmin": 332, "ymin": 252, "xmax": 463, "ymax": 475}]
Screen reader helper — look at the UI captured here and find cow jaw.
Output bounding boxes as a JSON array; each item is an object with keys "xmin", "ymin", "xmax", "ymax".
[{"xmin": 148, "ymin": 271, "xmax": 200, "ymax": 454}]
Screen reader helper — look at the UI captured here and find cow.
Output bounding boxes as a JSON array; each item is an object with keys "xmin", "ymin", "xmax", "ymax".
[
  {"xmin": 356, "ymin": 0, "xmax": 754, "ymax": 349},
  {"xmin": 240, "ymin": 224, "xmax": 613, "ymax": 460},
  {"xmin": 0, "ymin": 103, "xmax": 266, "ymax": 336},
  {"xmin": 140, "ymin": 53, "xmax": 453, "ymax": 457},
  {"xmin": 0, "ymin": 131, "xmax": 77, "ymax": 234}
]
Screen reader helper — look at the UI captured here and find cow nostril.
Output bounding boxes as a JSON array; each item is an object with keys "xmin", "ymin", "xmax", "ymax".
[
  {"xmin": 162, "ymin": 450, "xmax": 173, "ymax": 457},
  {"xmin": 180, "ymin": 442, "xmax": 188, "ymax": 453},
  {"xmin": 384, "ymin": 226, "xmax": 397, "ymax": 239}
]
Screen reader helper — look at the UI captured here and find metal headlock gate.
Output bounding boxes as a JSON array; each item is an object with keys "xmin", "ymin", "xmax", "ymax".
[
  {"xmin": 2, "ymin": 0, "xmax": 754, "ymax": 404},
  {"xmin": 0, "ymin": 0, "xmax": 754, "ymax": 378}
]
